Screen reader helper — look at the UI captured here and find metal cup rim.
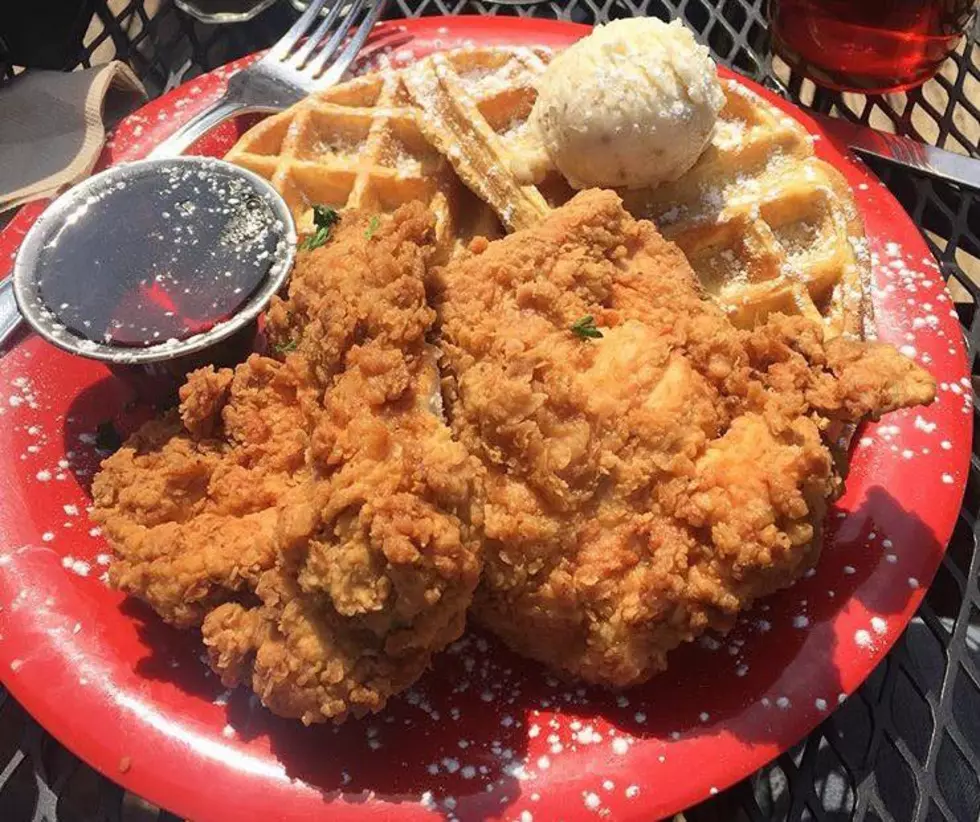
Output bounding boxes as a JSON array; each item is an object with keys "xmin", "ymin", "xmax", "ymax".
[{"xmin": 13, "ymin": 155, "xmax": 296, "ymax": 366}]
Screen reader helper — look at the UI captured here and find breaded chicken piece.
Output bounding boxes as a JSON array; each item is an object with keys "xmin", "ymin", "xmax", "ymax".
[
  {"xmin": 437, "ymin": 189, "xmax": 935, "ymax": 688},
  {"xmin": 92, "ymin": 357, "xmax": 313, "ymax": 627},
  {"xmin": 203, "ymin": 342, "xmax": 481, "ymax": 722},
  {"xmin": 93, "ymin": 203, "xmax": 483, "ymax": 723}
]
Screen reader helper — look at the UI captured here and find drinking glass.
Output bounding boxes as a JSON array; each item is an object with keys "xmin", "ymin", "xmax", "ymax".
[{"xmin": 770, "ymin": 0, "xmax": 978, "ymax": 93}]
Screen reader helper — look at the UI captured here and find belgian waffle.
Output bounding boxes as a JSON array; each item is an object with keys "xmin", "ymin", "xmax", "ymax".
[
  {"xmin": 401, "ymin": 49, "xmax": 871, "ymax": 339},
  {"xmin": 622, "ymin": 82, "xmax": 871, "ymax": 340},
  {"xmin": 225, "ymin": 69, "xmax": 466, "ymax": 258},
  {"xmin": 401, "ymin": 46, "xmax": 566, "ymax": 232}
]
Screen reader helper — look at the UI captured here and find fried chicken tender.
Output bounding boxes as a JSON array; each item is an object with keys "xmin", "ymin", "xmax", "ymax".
[
  {"xmin": 437, "ymin": 189, "xmax": 935, "ymax": 688},
  {"xmin": 203, "ymin": 340, "xmax": 482, "ymax": 722},
  {"xmin": 93, "ymin": 203, "xmax": 483, "ymax": 723},
  {"xmin": 92, "ymin": 357, "xmax": 313, "ymax": 627}
]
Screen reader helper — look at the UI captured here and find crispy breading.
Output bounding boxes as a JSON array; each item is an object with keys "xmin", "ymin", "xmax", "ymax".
[
  {"xmin": 437, "ymin": 189, "xmax": 935, "ymax": 687},
  {"xmin": 93, "ymin": 203, "xmax": 483, "ymax": 723},
  {"xmin": 203, "ymin": 336, "xmax": 482, "ymax": 722},
  {"xmin": 92, "ymin": 357, "xmax": 311, "ymax": 627}
]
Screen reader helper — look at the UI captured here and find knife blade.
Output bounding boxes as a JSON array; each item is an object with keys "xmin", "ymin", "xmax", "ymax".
[{"xmin": 811, "ymin": 113, "xmax": 980, "ymax": 192}]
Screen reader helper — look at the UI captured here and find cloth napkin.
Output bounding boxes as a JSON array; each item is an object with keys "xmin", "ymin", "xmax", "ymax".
[{"xmin": 0, "ymin": 61, "xmax": 146, "ymax": 213}]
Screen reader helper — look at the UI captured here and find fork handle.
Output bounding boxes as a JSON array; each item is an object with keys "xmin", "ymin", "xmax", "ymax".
[
  {"xmin": 148, "ymin": 97, "xmax": 254, "ymax": 160},
  {"xmin": 0, "ymin": 278, "xmax": 21, "ymax": 350}
]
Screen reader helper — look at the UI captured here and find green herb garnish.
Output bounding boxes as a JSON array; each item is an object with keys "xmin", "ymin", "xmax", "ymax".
[
  {"xmin": 570, "ymin": 315, "xmax": 603, "ymax": 340},
  {"xmin": 364, "ymin": 215, "xmax": 381, "ymax": 240},
  {"xmin": 299, "ymin": 205, "xmax": 339, "ymax": 251},
  {"xmin": 272, "ymin": 339, "xmax": 298, "ymax": 355}
]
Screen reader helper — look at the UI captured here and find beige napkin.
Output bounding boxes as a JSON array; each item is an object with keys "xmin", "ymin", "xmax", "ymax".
[{"xmin": 0, "ymin": 61, "xmax": 146, "ymax": 213}]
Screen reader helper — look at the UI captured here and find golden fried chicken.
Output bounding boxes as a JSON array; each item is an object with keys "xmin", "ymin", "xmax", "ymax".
[
  {"xmin": 202, "ymin": 334, "xmax": 482, "ymax": 722},
  {"xmin": 437, "ymin": 189, "xmax": 935, "ymax": 688},
  {"xmin": 93, "ymin": 203, "xmax": 483, "ymax": 723},
  {"xmin": 92, "ymin": 356, "xmax": 313, "ymax": 627}
]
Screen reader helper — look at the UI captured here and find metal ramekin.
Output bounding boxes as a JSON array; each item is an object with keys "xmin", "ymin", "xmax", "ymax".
[{"xmin": 13, "ymin": 155, "xmax": 296, "ymax": 365}]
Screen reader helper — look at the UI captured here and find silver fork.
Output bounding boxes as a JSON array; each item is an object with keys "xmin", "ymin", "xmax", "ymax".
[{"xmin": 149, "ymin": 0, "xmax": 388, "ymax": 158}]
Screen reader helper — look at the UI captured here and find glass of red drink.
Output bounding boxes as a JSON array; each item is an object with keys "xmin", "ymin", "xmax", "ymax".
[{"xmin": 770, "ymin": 0, "xmax": 978, "ymax": 93}]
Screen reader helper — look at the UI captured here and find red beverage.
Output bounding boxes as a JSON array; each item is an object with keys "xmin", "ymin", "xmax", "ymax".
[{"xmin": 771, "ymin": 0, "xmax": 977, "ymax": 93}]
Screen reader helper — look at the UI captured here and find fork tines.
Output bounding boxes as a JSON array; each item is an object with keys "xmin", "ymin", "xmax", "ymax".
[{"xmin": 266, "ymin": 0, "xmax": 388, "ymax": 85}]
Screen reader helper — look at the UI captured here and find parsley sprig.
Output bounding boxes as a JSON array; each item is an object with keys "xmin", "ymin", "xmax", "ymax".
[
  {"xmin": 570, "ymin": 315, "xmax": 603, "ymax": 340},
  {"xmin": 272, "ymin": 339, "xmax": 298, "ymax": 355},
  {"xmin": 299, "ymin": 205, "xmax": 339, "ymax": 251},
  {"xmin": 364, "ymin": 215, "xmax": 381, "ymax": 240}
]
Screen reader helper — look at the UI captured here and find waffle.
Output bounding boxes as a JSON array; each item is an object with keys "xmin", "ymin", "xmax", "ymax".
[
  {"xmin": 622, "ymin": 82, "xmax": 871, "ymax": 340},
  {"xmin": 402, "ymin": 46, "xmax": 565, "ymax": 233},
  {"xmin": 225, "ymin": 69, "xmax": 468, "ymax": 259},
  {"xmin": 402, "ymin": 49, "xmax": 871, "ymax": 339}
]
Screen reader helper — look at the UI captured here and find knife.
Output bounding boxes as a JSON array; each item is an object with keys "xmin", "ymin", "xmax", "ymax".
[{"xmin": 811, "ymin": 113, "xmax": 980, "ymax": 192}]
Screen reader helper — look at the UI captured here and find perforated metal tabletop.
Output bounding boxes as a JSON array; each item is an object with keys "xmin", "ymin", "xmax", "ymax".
[{"xmin": 1, "ymin": 2, "xmax": 979, "ymax": 820}]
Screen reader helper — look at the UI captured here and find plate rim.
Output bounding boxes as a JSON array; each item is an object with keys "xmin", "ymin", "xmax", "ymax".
[{"xmin": 0, "ymin": 15, "xmax": 971, "ymax": 822}]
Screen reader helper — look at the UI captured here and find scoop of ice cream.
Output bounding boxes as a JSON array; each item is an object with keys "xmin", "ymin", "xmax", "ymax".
[{"xmin": 530, "ymin": 18, "xmax": 725, "ymax": 190}]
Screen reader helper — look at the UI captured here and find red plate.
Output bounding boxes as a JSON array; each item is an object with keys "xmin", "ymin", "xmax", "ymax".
[{"xmin": 0, "ymin": 17, "xmax": 971, "ymax": 822}]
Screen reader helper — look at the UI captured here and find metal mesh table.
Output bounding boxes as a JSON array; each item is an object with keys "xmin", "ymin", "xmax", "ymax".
[{"xmin": 1, "ymin": 2, "xmax": 979, "ymax": 820}]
